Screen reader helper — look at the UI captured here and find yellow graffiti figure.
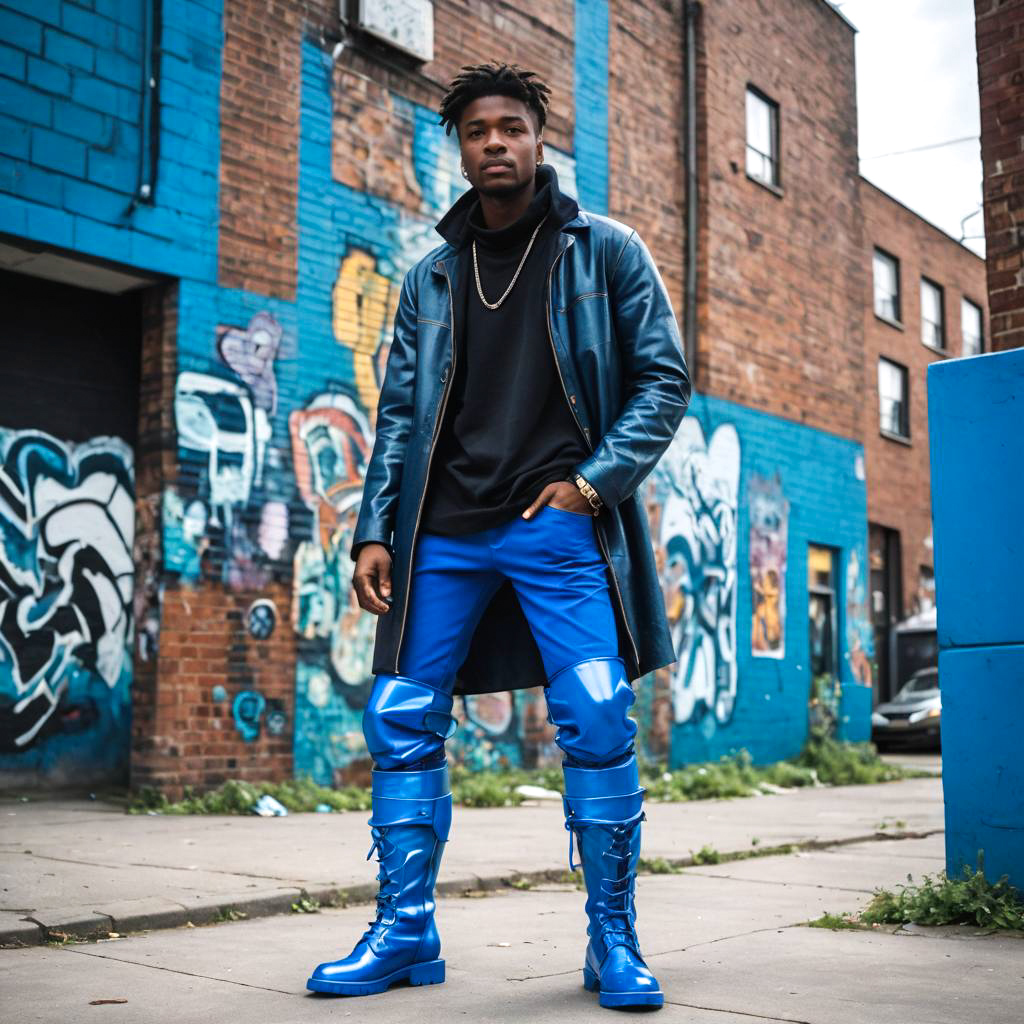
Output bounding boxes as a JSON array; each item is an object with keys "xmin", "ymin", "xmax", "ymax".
[
  {"xmin": 332, "ymin": 248, "xmax": 398, "ymax": 422},
  {"xmin": 751, "ymin": 568, "xmax": 783, "ymax": 652}
]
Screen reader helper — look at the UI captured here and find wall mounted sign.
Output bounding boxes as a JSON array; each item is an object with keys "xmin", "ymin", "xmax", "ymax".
[{"xmin": 356, "ymin": 0, "xmax": 434, "ymax": 62}]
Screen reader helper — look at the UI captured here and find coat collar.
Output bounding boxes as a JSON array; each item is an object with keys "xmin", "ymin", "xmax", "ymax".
[
  {"xmin": 431, "ymin": 163, "xmax": 589, "ymax": 276},
  {"xmin": 430, "ymin": 213, "xmax": 591, "ymax": 276}
]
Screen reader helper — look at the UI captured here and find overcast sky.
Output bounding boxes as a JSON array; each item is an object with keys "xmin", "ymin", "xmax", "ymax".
[{"xmin": 835, "ymin": 0, "xmax": 985, "ymax": 256}]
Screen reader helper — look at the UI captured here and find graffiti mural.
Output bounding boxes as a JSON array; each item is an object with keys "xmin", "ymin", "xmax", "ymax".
[
  {"xmin": 0, "ymin": 430, "xmax": 134, "ymax": 760},
  {"xmin": 133, "ymin": 491, "xmax": 163, "ymax": 662},
  {"xmin": 290, "ymin": 392, "xmax": 375, "ymax": 681},
  {"xmin": 749, "ymin": 472, "xmax": 788, "ymax": 658},
  {"xmin": 333, "ymin": 247, "xmax": 399, "ymax": 422},
  {"xmin": 294, "ymin": 660, "xmax": 366, "ymax": 784},
  {"xmin": 175, "ymin": 371, "xmax": 267, "ymax": 523},
  {"xmin": 448, "ymin": 693, "xmax": 522, "ymax": 771},
  {"xmin": 288, "ymin": 389, "xmax": 376, "ymax": 783},
  {"xmin": 845, "ymin": 548, "xmax": 874, "ymax": 686},
  {"xmin": 233, "ymin": 689, "xmax": 266, "ymax": 742},
  {"xmin": 246, "ymin": 598, "xmax": 277, "ymax": 639},
  {"xmin": 646, "ymin": 419, "xmax": 740, "ymax": 732},
  {"xmin": 170, "ymin": 312, "xmax": 290, "ymax": 588},
  {"xmin": 217, "ymin": 311, "xmax": 282, "ymax": 416}
]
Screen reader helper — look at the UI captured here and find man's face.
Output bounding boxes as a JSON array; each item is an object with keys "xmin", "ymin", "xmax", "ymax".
[{"xmin": 458, "ymin": 94, "xmax": 542, "ymax": 197}]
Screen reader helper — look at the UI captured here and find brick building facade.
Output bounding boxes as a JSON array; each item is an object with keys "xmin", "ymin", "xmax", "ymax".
[
  {"xmin": 0, "ymin": 0, "xmax": 987, "ymax": 795},
  {"xmin": 861, "ymin": 182, "xmax": 988, "ymax": 701},
  {"xmin": 974, "ymin": 0, "xmax": 1024, "ymax": 353}
]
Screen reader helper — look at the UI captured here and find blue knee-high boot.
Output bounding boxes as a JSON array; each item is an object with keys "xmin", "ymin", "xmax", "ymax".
[
  {"xmin": 306, "ymin": 763, "xmax": 452, "ymax": 996},
  {"xmin": 563, "ymin": 755, "xmax": 664, "ymax": 1009}
]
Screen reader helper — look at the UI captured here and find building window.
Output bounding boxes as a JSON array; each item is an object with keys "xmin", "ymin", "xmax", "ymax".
[
  {"xmin": 745, "ymin": 87, "xmax": 780, "ymax": 187},
  {"xmin": 920, "ymin": 277, "xmax": 946, "ymax": 351},
  {"xmin": 961, "ymin": 297, "xmax": 984, "ymax": 356},
  {"xmin": 873, "ymin": 249, "xmax": 901, "ymax": 324},
  {"xmin": 878, "ymin": 357, "xmax": 909, "ymax": 439}
]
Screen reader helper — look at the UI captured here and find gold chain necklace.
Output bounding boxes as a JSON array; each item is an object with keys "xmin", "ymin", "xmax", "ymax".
[{"xmin": 472, "ymin": 216, "xmax": 546, "ymax": 310}]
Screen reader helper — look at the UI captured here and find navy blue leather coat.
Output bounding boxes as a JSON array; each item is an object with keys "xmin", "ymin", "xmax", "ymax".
[{"xmin": 351, "ymin": 204, "xmax": 691, "ymax": 695}]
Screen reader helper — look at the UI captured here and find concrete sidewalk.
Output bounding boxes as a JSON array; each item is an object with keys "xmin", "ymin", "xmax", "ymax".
[
  {"xmin": 1, "ymin": 775, "xmax": 944, "ymax": 947},
  {"xmin": 3, "ymin": 830, "xmax": 1020, "ymax": 1024}
]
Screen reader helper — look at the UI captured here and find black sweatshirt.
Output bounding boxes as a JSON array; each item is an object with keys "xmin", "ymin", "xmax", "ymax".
[{"xmin": 420, "ymin": 164, "xmax": 590, "ymax": 536}]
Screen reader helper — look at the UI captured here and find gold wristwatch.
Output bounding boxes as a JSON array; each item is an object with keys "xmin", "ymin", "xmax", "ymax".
[{"xmin": 572, "ymin": 473, "xmax": 603, "ymax": 514}]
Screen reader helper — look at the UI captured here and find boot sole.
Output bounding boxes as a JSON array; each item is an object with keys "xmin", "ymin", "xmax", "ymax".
[
  {"xmin": 307, "ymin": 958, "xmax": 445, "ymax": 996},
  {"xmin": 583, "ymin": 965, "xmax": 664, "ymax": 1009}
]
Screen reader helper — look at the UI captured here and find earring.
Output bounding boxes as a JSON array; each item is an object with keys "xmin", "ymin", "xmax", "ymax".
[{"xmin": 460, "ymin": 163, "xmax": 469, "ymax": 179}]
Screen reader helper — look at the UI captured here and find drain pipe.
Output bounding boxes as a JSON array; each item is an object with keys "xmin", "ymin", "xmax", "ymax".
[{"xmin": 683, "ymin": 1, "xmax": 699, "ymax": 382}]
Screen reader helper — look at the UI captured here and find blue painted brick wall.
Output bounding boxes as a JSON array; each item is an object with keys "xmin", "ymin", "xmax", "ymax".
[
  {"xmin": 667, "ymin": 393, "xmax": 871, "ymax": 767},
  {"xmin": 0, "ymin": 0, "xmax": 221, "ymax": 282}
]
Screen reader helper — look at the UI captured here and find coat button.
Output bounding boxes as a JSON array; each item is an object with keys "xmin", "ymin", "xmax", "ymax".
[
  {"xmin": 440, "ymin": 366, "xmax": 449, "ymax": 383},
  {"xmin": 569, "ymin": 394, "xmax": 577, "ymax": 405}
]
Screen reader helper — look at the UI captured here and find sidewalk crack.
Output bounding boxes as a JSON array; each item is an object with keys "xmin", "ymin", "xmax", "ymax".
[
  {"xmin": 17, "ymin": 851, "xmax": 321, "ymax": 885},
  {"xmin": 663, "ymin": 999, "xmax": 812, "ymax": 1023},
  {"xmin": 686, "ymin": 873, "xmax": 875, "ymax": 895},
  {"xmin": 57, "ymin": 946, "xmax": 298, "ymax": 995},
  {"xmin": 507, "ymin": 924, "xmax": 803, "ymax": 982}
]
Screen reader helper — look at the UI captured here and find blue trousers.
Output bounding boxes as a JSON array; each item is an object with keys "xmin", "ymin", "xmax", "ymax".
[{"xmin": 363, "ymin": 504, "xmax": 637, "ymax": 771}]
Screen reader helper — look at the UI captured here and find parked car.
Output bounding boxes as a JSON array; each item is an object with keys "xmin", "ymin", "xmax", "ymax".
[
  {"xmin": 871, "ymin": 667, "xmax": 941, "ymax": 750},
  {"xmin": 892, "ymin": 607, "xmax": 937, "ymax": 697}
]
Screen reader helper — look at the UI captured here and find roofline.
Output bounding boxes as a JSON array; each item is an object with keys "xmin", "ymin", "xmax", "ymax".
[
  {"xmin": 817, "ymin": 0, "xmax": 857, "ymax": 33},
  {"xmin": 860, "ymin": 174, "xmax": 986, "ymax": 263}
]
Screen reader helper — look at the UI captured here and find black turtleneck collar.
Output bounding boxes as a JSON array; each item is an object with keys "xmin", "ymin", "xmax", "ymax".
[
  {"xmin": 469, "ymin": 179, "xmax": 550, "ymax": 251},
  {"xmin": 435, "ymin": 162, "xmax": 579, "ymax": 250}
]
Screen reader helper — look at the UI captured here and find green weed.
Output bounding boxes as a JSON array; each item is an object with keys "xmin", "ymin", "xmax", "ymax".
[
  {"xmin": 808, "ymin": 912, "xmax": 862, "ymax": 930},
  {"xmin": 127, "ymin": 737, "xmax": 925, "ymax": 816},
  {"xmin": 212, "ymin": 906, "xmax": 247, "ymax": 923},
  {"xmin": 691, "ymin": 844, "xmax": 722, "ymax": 865},
  {"xmin": 128, "ymin": 777, "xmax": 373, "ymax": 815},
  {"xmin": 860, "ymin": 852, "xmax": 1024, "ymax": 931},
  {"xmin": 638, "ymin": 856, "xmax": 682, "ymax": 875},
  {"xmin": 792, "ymin": 733, "xmax": 915, "ymax": 786}
]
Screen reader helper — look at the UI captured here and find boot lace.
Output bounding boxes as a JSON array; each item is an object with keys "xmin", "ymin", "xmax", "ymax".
[
  {"xmin": 363, "ymin": 826, "xmax": 400, "ymax": 935},
  {"xmin": 595, "ymin": 819, "xmax": 644, "ymax": 955}
]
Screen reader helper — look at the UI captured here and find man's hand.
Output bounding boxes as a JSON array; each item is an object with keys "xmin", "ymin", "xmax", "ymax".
[
  {"xmin": 521, "ymin": 480, "xmax": 595, "ymax": 518},
  {"xmin": 353, "ymin": 543, "xmax": 394, "ymax": 614}
]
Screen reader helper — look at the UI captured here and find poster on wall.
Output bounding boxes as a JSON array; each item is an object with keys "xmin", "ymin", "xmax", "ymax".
[{"xmin": 749, "ymin": 472, "xmax": 788, "ymax": 659}]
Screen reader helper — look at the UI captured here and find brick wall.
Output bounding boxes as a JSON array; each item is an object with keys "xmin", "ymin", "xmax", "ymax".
[
  {"xmin": 697, "ymin": 0, "xmax": 866, "ymax": 440},
  {"xmin": 861, "ymin": 181, "xmax": 989, "ymax": 614},
  {"xmin": 608, "ymin": 0, "xmax": 685, "ymax": 311},
  {"xmin": 130, "ymin": 283, "xmax": 297, "ymax": 797},
  {"xmin": 130, "ymin": 282, "xmax": 179, "ymax": 792},
  {"xmin": 218, "ymin": 0, "xmax": 301, "ymax": 299},
  {"xmin": 975, "ymin": 0, "xmax": 1024, "ymax": 352}
]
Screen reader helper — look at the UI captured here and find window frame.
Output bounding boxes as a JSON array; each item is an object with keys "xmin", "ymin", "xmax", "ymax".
[
  {"xmin": 878, "ymin": 356, "xmax": 911, "ymax": 442},
  {"xmin": 872, "ymin": 247, "xmax": 902, "ymax": 327},
  {"xmin": 745, "ymin": 85, "xmax": 781, "ymax": 192},
  {"xmin": 961, "ymin": 296, "xmax": 984, "ymax": 357},
  {"xmin": 920, "ymin": 276, "xmax": 947, "ymax": 353}
]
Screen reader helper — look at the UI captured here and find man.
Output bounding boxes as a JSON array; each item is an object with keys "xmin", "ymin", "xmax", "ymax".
[{"xmin": 306, "ymin": 62, "xmax": 690, "ymax": 1010}]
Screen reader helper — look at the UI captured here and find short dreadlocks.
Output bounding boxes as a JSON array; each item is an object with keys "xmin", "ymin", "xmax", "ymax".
[{"xmin": 438, "ymin": 62, "xmax": 551, "ymax": 137}]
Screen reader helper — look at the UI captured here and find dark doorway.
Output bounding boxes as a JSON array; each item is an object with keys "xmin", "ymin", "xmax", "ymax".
[
  {"xmin": 0, "ymin": 270, "xmax": 142, "ymax": 788},
  {"xmin": 869, "ymin": 524, "xmax": 903, "ymax": 704}
]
